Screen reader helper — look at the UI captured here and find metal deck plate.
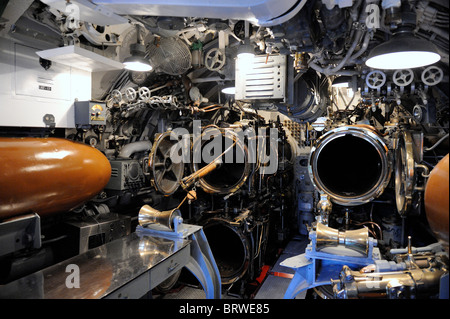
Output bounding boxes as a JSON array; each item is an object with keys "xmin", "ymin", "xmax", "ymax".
[
  {"xmin": 0, "ymin": 232, "xmax": 190, "ymax": 299},
  {"xmin": 255, "ymin": 237, "xmax": 309, "ymax": 299}
]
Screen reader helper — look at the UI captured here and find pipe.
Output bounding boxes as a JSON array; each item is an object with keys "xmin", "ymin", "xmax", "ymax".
[
  {"xmin": 308, "ymin": 62, "xmax": 359, "ymax": 76},
  {"xmin": 424, "ymin": 133, "xmax": 449, "ymax": 152},
  {"xmin": 349, "ymin": 32, "xmax": 371, "ymax": 61},
  {"xmin": 419, "ymin": 24, "xmax": 450, "ymax": 41},
  {"xmin": 350, "ymin": 0, "xmax": 363, "ymax": 22},
  {"xmin": 309, "ymin": 30, "xmax": 364, "ymax": 76},
  {"xmin": 328, "ymin": 30, "xmax": 363, "ymax": 71},
  {"xmin": 117, "ymin": 140, "xmax": 152, "ymax": 158}
]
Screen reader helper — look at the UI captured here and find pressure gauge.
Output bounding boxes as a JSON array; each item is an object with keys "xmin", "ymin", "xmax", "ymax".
[{"xmin": 129, "ymin": 71, "xmax": 150, "ymax": 85}]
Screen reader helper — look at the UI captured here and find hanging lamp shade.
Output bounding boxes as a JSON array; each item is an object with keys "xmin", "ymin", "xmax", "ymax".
[
  {"xmin": 123, "ymin": 43, "xmax": 153, "ymax": 72},
  {"xmin": 237, "ymin": 39, "xmax": 255, "ymax": 59},
  {"xmin": 221, "ymin": 87, "xmax": 236, "ymax": 95},
  {"xmin": 366, "ymin": 33, "xmax": 440, "ymax": 70},
  {"xmin": 237, "ymin": 21, "xmax": 255, "ymax": 59}
]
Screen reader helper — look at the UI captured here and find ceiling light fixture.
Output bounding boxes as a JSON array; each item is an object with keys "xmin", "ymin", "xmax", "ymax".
[
  {"xmin": 221, "ymin": 87, "xmax": 236, "ymax": 95},
  {"xmin": 123, "ymin": 24, "xmax": 153, "ymax": 72},
  {"xmin": 237, "ymin": 21, "xmax": 254, "ymax": 59},
  {"xmin": 365, "ymin": 13, "xmax": 441, "ymax": 70},
  {"xmin": 366, "ymin": 35, "xmax": 440, "ymax": 69},
  {"xmin": 237, "ymin": 39, "xmax": 255, "ymax": 59}
]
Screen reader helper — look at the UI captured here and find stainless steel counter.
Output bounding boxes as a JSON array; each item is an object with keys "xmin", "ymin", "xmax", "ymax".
[{"xmin": 0, "ymin": 232, "xmax": 190, "ymax": 299}]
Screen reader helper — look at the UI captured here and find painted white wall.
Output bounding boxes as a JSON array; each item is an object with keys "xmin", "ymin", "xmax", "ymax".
[{"xmin": 0, "ymin": 37, "xmax": 91, "ymax": 128}]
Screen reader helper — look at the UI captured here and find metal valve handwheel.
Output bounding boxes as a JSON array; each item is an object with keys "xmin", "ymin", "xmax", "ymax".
[
  {"xmin": 393, "ymin": 69, "xmax": 414, "ymax": 87},
  {"xmin": 421, "ymin": 65, "xmax": 443, "ymax": 86},
  {"xmin": 111, "ymin": 89, "xmax": 122, "ymax": 103},
  {"xmin": 366, "ymin": 70, "xmax": 386, "ymax": 89},
  {"xmin": 138, "ymin": 86, "xmax": 151, "ymax": 101},
  {"xmin": 125, "ymin": 87, "xmax": 137, "ymax": 101},
  {"xmin": 204, "ymin": 48, "xmax": 226, "ymax": 71}
]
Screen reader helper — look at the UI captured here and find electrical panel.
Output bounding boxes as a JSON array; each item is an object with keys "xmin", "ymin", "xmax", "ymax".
[{"xmin": 74, "ymin": 101, "xmax": 107, "ymax": 127}]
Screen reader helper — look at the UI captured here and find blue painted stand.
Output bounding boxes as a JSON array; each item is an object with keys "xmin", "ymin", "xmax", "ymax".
[
  {"xmin": 136, "ymin": 219, "xmax": 222, "ymax": 299},
  {"xmin": 281, "ymin": 229, "xmax": 380, "ymax": 299}
]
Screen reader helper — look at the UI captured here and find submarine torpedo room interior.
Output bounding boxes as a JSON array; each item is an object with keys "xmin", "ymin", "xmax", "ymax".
[{"xmin": 0, "ymin": 0, "xmax": 448, "ymax": 300}]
